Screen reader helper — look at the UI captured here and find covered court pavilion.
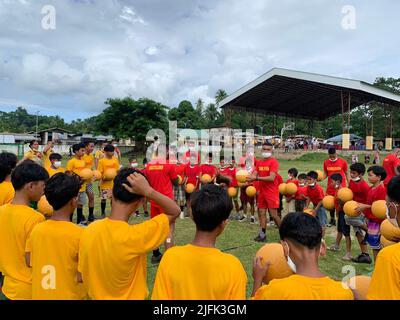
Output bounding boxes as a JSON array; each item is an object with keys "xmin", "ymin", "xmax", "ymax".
[{"xmin": 220, "ymin": 68, "xmax": 400, "ymax": 150}]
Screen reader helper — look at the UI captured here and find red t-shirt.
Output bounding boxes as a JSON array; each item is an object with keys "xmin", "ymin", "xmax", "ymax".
[
  {"xmin": 324, "ymin": 158, "xmax": 348, "ymax": 195},
  {"xmin": 184, "ymin": 164, "xmax": 201, "ymax": 185},
  {"xmin": 174, "ymin": 164, "xmax": 186, "ymax": 177},
  {"xmin": 295, "ymin": 185, "xmax": 308, "ymax": 201},
  {"xmin": 145, "ymin": 161, "xmax": 177, "ymax": 200},
  {"xmin": 219, "ymin": 166, "xmax": 238, "ymax": 187},
  {"xmin": 348, "ymin": 179, "xmax": 370, "ymax": 204},
  {"xmin": 256, "ymin": 157, "xmax": 280, "ymax": 197},
  {"xmin": 286, "ymin": 178, "xmax": 298, "ymax": 185},
  {"xmin": 307, "ymin": 184, "xmax": 325, "ymax": 207},
  {"xmin": 200, "ymin": 164, "xmax": 217, "ymax": 178},
  {"xmin": 364, "ymin": 184, "xmax": 387, "ymax": 223},
  {"xmin": 383, "ymin": 154, "xmax": 400, "ymax": 187}
]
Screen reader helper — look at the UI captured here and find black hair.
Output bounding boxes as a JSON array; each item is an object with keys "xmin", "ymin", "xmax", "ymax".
[
  {"xmin": 11, "ymin": 160, "xmax": 49, "ymax": 191},
  {"xmin": 49, "ymin": 153, "xmax": 62, "ymax": 162},
  {"xmin": 279, "ymin": 212, "xmax": 322, "ymax": 249},
  {"xmin": 129, "ymin": 157, "xmax": 137, "ymax": 163},
  {"xmin": 220, "ymin": 156, "xmax": 225, "ymax": 161},
  {"xmin": 231, "ymin": 156, "xmax": 235, "ymax": 161},
  {"xmin": 143, "ymin": 157, "xmax": 148, "ymax": 165},
  {"xmin": 104, "ymin": 144, "xmax": 115, "ymax": 153},
  {"xmin": 0, "ymin": 152, "xmax": 18, "ymax": 183},
  {"xmin": 350, "ymin": 162, "xmax": 366, "ymax": 175},
  {"xmin": 288, "ymin": 168, "xmax": 298, "ymax": 178},
  {"xmin": 29, "ymin": 140, "xmax": 38, "ymax": 147},
  {"xmin": 45, "ymin": 173, "xmax": 82, "ymax": 210},
  {"xmin": 208, "ymin": 153, "xmax": 213, "ymax": 158},
  {"xmin": 112, "ymin": 168, "xmax": 147, "ymax": 203},
  {"xmin": 298, "ymin": 173, "xmax": 307, "ymax": 180},
  {"xmin": 330, "ymin": 173, "xmax": 343, "ymax": 183},
  {"xmin": 388, "ymin": 176, "xmax": 400, "ymax": 203},
  {"xmin": 307, "ymin": 171, "xmax": 318, "ymax": 180},
  {"xmin": 215, "ymin": 173, "xmax": 231, "ymax": 186},
  {"xmin": 72, "ymin": 143, "xmax": 85, "ymax": 153},
  {"xmin": 263, "ymin": 142, "xmax": 273, "ymax": 147},
  {"xmin": 191, "ymin": 184, "xmax": 233, "ymax": 232},
  {"xmin": 367, "ymin": 166, "xmax": 387, "ymax": 181},
  {"xmin": 83, "ymin": 140, "xmax": 95, "ymax": 147},
  {"xmin": 328, "ymin": 147, "xmax": 336, "ymax": 155}
]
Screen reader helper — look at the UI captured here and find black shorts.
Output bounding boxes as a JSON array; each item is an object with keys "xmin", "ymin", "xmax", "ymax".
[{"xmin": 338, "ymin": 211, "xmax": 350, "ymax": 236}]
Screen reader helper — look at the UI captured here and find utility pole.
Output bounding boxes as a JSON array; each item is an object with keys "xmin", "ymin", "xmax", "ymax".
[{"xmin": 36, "ymin": 111, "xmax": 40, "ymax": 139}]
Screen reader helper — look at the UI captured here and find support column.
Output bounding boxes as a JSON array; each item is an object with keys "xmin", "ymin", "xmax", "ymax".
[
  {"xmin": 385, "ymin": 105, "xmax": 393, "ymax": 151},
  {"xmin": 341, "ymin": 92, "xmax": 350, "ymax": 150}
]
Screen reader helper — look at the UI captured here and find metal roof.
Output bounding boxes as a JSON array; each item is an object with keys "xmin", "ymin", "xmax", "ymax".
[{"xmin": 220, "ymin": 68, "xmax": 400, "ymax": 120}]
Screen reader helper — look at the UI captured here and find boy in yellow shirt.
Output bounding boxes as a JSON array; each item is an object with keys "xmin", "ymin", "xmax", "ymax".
[
  {"xmin": 46, "ymin": 153, "xmax": 65, "ymax": 178},
  {"xmin": 78, "ymin": 169, "xmax": 180, "ymax": 300},
  {"xmin": 0, "ymin": 152, "xmax": 17, "ymax": 206},
  {"xmin": 26, "ymin": 173, "xmax": 87, "ymax": 300},
  {"xmin": 82, "ymin": 141, "xmax": 95, "ymax": 222},
  {"xmin": 252, "ymin": 212, "xmax": 355, "ymax": 300},
  {"xmin": 0, "ymin": 160, "xmax": 48, "ymax": 300},
  {"xmin": 66, "ymin": 143, "xmax": 87, "ymax": 225},
  {"xmin": 367, "ymin": 175, "xmax": 400, "ymax": 300},
  {"xmin": 97, "ymin": 144, "xmax": 120, "ymax": 218},
  {"xmin": 152, "ymin": 184, "xmax": 247, "ymax": 300}
]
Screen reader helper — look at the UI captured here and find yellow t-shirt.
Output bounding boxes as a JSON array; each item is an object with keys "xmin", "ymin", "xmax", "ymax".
[
  {"xmin": 78, "ymin": 214, "xmax": 169, "ymax": 300},
  {"xmin": 66, "ymin": 157, "xmax": 86, "ymax": 192},
  {"xmin": 42, "ymin": 149, "xmax": 53, "ymax": 169},
  {"xmin": 152, "ymin": 244, "xmax": 247, "ymax": 300},
  {"xmin": 0, "ymin": 181, "xmax": 15, "ymax": 206},
  {"xmin": 25, "ymin": 220, "xmax": 87, "ymax": 300},
  {"xmin": 97, "ymin": 157, "xmax": 120, "ymax": 190},
  {"xmin": 0, "ymin": 204, "xmax": 45, "ymax": 300},
  {"xmin": 24, "ymin": 150, "xmax": 42, "ymax": 164},
  {"xmin": 253, "ymin": 275, "xmax": 354, "ymax": 300},
  {"xmin": 82, "ymin": 153, "xmax": 94, "ymax": 170},
  {"xmin": 46, "ymin": 166, "xmax": 66, "ymax": 178},
  {"xmin": 367, "ymin": 242, "xmax": 400, "ymax": 300}
]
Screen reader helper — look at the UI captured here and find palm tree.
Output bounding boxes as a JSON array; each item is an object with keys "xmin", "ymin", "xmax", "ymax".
[{"xmin": 215, "ymin": 89, "xmax": 228, "ymax": 108}]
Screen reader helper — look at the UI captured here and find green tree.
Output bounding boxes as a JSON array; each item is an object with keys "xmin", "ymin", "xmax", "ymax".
[
  {"xmin": 168, "ymin": 100, "xmax": 203, "ymax": 129},
  {"xmin": 95, "ymin": 97, "xmax": 168, "ymax": 150}
]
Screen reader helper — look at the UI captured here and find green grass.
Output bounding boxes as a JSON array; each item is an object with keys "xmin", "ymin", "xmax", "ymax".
[{"xmin": 62, "ymin": 155, "xmax": 373, "ymax": 299}]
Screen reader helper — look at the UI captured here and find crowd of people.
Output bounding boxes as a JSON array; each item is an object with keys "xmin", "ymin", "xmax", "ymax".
[{"xmin": 0, "ymin": 138, "xmax": 400, "ymax": 300}]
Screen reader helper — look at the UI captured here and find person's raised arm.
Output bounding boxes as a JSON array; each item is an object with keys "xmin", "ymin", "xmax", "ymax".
[{"xmin": 123, "ymin": 173, "xmax": 180, "ymax": 223}]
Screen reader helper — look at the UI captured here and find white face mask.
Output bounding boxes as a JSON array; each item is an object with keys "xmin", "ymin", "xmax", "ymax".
[
  {"xmin": 131, "ymin": 163, "xmax": 138, "ymax": 169},
  {"xmin": 299, "ymin": 183, "xmax": 305, "ymax": 187},
  {"xmin": 113, "ymin": 144, "xmax": 118, "ymax": 147},
  {"xmin": 351, "ymin": 177, "xmax": 361, "ymax": 182},
  {"xmin": 309, "ymin": 182, "xmax": 316, "ymax": 187},
  {"xmin": 54, "ymin": 161, "xmax": 62, "ymax": 168},
  {"xmin": 262, "ymin": 152, "xmax": 272, "ymax": 159},
  {"xmin": 284, "ymin": 242, "xmax": 297, "ymax": 273}
]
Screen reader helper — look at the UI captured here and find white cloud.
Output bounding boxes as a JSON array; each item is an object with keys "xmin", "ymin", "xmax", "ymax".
[{"xmin": 0, "ymin": 0, "xmax": 399, "ymax": 122}]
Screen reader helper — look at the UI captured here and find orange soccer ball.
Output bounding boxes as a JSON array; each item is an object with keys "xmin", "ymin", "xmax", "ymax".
[
  {"xmin": 303, "ymin": 208, "xmax": 315, "ymax": 216},
  {"xmin": 103, "ymin": 168, "xmax": 117, "ymax": 181},
  {"xmin": 80, "ymin": 168, "xmax": 94, "ymax": 181},
  {"xmin": 371, "ymin": 200, "xmax": 387, "ymax": 220},
  {"xmin": 37, "ymin": 196, "xmax": 54, "ymax": 217},
  {"xmin": 227, "ymin": 187, "xmax": 238, "ymax": 197},
  {"xmin": 316, "ymin": 170, "xmax": 324, "ymax": 181},
  {"xmin": 380, "ymin": 219, "xmax": 400, "ymax": 242},
  {"xmin": 246, "ymin": 186, "xmax": 257, "ymax": 197},
  {"xmin": 92, "ymin": 170, "xmax": 102, "ymax": 180},
  {"xmin": 185, "ymin": 183, "xmax": 196, "ymax": 194},
  {"xmin": 236, "ymin": 170, "xmax": 250, "ymax": 183},
  {"xmin": 286, "ymin": 183, "xmax": 298, "ymax": 196},
  {"xmin": 322, "ymin": 195, "xmax": 335, "ymax": 211},
  {"xmin": 343, "ymin": 201, "xmax": 360, "ymax": 217},
  {"xmin": 279, "ymin": 183, "xmax": 287, "ymax": 195},
  {"xmin": 256, "ymin": 243, "xmax": 294, "ymax": 285},
  {"xmin": 337, "ymin": 187, "xmax": 354, "ymax": 203},
  {"xmin": 201, "ymin": 174, "xmax": 212, "ymax": 184},
  {"xmin": 380, "ymin": 235, "xmax": 397, "ymax": 248}
]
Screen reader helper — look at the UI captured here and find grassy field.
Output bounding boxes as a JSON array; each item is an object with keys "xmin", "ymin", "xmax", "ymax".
[{"xmin": 63, "ymin": 152, "xmax": 373, "ymax": 298}]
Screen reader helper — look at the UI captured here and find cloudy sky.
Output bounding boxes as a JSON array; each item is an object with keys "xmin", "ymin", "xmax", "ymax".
[{"xmin": 0, "ymin": 0, "xmax": 399, "ymax": 121}]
